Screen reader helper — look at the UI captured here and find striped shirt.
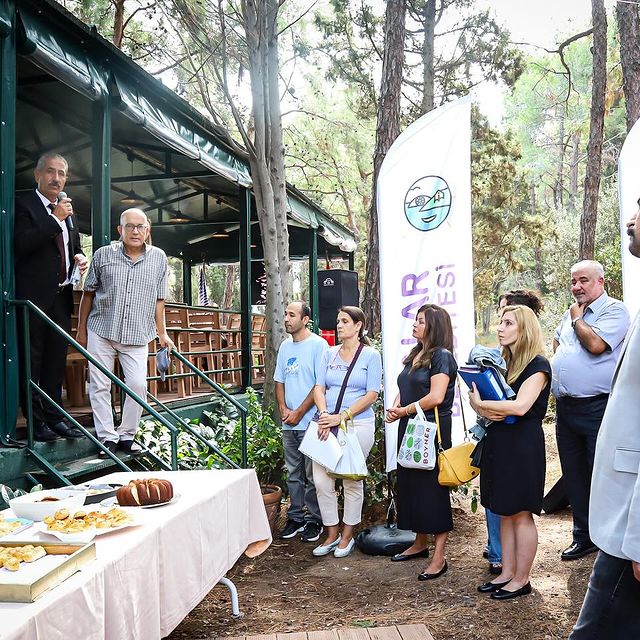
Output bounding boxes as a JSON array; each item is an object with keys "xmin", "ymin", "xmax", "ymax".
[{"xmin": 84, "ymin": 242, "xmax": 168, "ymax": 345}]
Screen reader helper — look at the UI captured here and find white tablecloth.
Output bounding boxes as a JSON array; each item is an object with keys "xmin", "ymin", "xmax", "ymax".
[{"xmin": 0, "ymin": 469, "xmax": 271, "ymax": 640}]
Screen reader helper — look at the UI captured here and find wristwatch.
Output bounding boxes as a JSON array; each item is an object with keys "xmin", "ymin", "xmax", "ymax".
[{"xmin": 571, "ymin": 317, "xmax": 581, "ymax": 329}]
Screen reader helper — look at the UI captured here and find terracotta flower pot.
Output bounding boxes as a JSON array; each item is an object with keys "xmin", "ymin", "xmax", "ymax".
[{"xmin": 261, "ymin": 484, "xmax": 282, "ymax": 532}]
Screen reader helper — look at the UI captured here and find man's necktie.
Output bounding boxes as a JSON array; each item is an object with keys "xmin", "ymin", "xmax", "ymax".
[{"xmin": 49, "ymin": 203, "xmax": 67, "ymax": 284}]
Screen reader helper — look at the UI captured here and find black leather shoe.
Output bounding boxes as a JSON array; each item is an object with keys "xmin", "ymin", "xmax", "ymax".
[
  {"xmin": 489, "ymin": 562, "xmax": 503, "ymax": 575},
  {"xmin": 117, "ymin": 439, "xmax": 144, "ymax": 456},
  {"xmin": 34, "ymin": 424, "xmax": 58, "ymax": 442},
  {"xmin": 490, "ymin": 582, "xmax": 532, "ymax": 600},
  {"xmin": 391, "ymin": 548, "xmax": 430, "ymax": 562},
  {"xmin": 478, "ymin": 579, "xmax": 511, "ymax": 593},
  {"xmin": 418, "ymin": 560, "xmax": 448, "ymax": 581},
  {"xmin": 48, "ymin": 421, "xmax": 83, "ymax": 439},
  {"xmin": 561, "ymin": 541, "xmax": 598, "ymax": 561},
  {"xmin": 98, "ymin": 440, "xmax": 118, "ymax": 458}
]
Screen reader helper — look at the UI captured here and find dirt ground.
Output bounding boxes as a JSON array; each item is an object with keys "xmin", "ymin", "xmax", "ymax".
[{"xmin": 169, "ymin": 423, "xmax": 594, "ymax": 640}]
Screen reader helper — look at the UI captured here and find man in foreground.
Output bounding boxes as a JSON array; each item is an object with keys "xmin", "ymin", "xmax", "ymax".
[
  {"xmin": 551, "ymin": 260, "xmax": 629, "ymax": 560},
  {"xmin": 275, "ymin": 301, "xmax": 327, "ymax": 542},
  {"xmin": 77, "ymin": 209, "xmax": 174, "ymax": 456},
  {"xmin": 569, "ymin": 208, "xmax": 640, "ymax": 638}
]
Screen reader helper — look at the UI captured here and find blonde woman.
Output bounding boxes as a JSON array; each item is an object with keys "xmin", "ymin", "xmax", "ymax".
[
  {"xmin": 312, "ymin": 306, "xmax": 382, "ymax": 558},
  {"xmin": 469, "ymin": 305, "xmax": 551, "ymax": 601}
]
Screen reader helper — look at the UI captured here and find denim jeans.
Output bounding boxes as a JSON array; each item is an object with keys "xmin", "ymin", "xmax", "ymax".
[
  {"xmin": 569, "ymin": 551, "xmax": 640, "ymax": 639},
  {"xmin": 485, "ymin": 508, "xmax": 502, "ymax": 563},
  {"xmin": 282, "ymin": 430, "xmax": 321, "ymax": 524}
]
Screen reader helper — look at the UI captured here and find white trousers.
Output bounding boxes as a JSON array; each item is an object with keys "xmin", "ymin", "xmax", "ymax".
[
  {"xmin": 312, "ymin": 417, "xmax": 375, "ymax": 527},
  {"xmin": 87, "ymin": 329, "xmax": 148, "ymax": 443}
]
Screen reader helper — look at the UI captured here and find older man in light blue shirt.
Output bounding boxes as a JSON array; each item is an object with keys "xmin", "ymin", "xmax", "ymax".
[{"xmin": 552, "ymin": 260, "xmax": 630, "ymax": 561}]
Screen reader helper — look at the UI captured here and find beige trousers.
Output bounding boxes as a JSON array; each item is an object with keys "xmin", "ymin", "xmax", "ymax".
[{"xmin": 312, "ymin": 417, "xmax": 375, "ymax": 527}]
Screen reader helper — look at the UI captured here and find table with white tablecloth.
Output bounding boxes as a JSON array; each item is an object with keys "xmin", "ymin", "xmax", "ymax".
[{"xmin": 0, "ymin": 469, "xmax": 271, "ymax": 640}]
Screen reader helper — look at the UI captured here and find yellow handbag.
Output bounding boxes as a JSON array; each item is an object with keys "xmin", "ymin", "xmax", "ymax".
[{"xmin": 435, "ymin": 406, "xmax": 480, "ymax": 487}]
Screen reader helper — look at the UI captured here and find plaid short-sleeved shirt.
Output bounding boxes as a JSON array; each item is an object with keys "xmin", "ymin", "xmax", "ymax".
[{"xmin": 84, "ymin": 242, "xmax": 168, "ymax": 345}]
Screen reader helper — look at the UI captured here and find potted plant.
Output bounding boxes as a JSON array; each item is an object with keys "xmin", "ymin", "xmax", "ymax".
[{"xmin": 243, "ymin": 388, "xmax": 286, "ymax": 530}]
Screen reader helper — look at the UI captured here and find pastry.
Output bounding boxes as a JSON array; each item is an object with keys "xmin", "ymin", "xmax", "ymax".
[{"xmin": 116, "ymin": 479, "xmax": 173, "ymax": 506}]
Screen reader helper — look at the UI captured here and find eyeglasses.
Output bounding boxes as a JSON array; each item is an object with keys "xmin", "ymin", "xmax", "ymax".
[{"xmin": 123, "ymin": 223, "xmax": 149, "ymax": 232}]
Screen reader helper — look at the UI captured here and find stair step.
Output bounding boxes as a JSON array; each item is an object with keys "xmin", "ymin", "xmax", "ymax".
[{"xmin": 28, "ymin": 452, "xmax": 141, "ymax": 485}]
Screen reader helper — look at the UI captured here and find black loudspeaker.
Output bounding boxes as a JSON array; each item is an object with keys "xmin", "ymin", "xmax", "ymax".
[{"xmin": 317, "ymin": 269, "xmax": 359, "ymax": 330}]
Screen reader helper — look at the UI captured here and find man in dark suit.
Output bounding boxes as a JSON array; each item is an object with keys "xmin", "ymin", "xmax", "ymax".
[{"xmin": 14, "ymin": 152, "xmax": 88, "ymax": 441}]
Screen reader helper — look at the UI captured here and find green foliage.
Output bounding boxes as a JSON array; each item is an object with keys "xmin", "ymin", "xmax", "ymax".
[
  {"xmin": 471, "ymin": 107, "xmax": 546, "ymax": 310},
  {"xmin": 136, "ymin": 388, "xmax": 286, "ymax": 487},
  {"xmin": 0, "ymin": 483, "xmax": 43, "ymax": 509}
]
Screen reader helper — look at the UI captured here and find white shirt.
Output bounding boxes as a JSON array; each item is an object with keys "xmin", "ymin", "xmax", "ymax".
[{"xmin": 36, "ymin": 188, "xmax": 70, "ymax": 285}]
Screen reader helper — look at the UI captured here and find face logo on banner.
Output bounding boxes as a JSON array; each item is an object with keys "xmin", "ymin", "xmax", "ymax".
[{"xmin": 404, "ymin": 175, "xmax": 452, "ymax": 232}]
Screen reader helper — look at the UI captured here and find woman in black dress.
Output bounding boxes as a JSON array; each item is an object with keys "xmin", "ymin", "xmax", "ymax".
[
  {"xmin": 469, "ymin": 305, "xmax": 551, "ymax": 601},
  {"xmin": 385, "ymin": 304, "xmax": 457, "ymax": 580}
]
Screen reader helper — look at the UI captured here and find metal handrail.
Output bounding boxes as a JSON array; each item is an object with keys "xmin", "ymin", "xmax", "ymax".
[
  {"xmin": 171, "ymin": 350, "xmax": 248, "ymax": 467},
  {"xmin": 10, "ymin": 299, "xmax": 247, "ymax": 475}
]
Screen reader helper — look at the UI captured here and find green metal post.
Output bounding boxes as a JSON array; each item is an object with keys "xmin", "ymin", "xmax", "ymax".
[
  {"xmin": 92, "ymin": 97, "xmax": 111, "ymax": 251},
  {"xmin": 0, "ymin": 1, "xmax": 17, "ymax": 442},
  {"xmin": 238, "ymin": 187, "xmax": 252, "ymax": 389},
  {"xmin": 308, "ymin": 228, "xmax": 319, "ymax": 333},
  {"xmin": 182, "ymin": 258, "xmax": 192, "ymax": 305}
]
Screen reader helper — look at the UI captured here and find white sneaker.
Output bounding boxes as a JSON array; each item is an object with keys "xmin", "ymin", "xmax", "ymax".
[
  {"xmin": 312, "ymin": 535, "xmax": 342, "ymax": 557},
  {"xmin": 334, "ymin": 537, "xmax": 356, "ymax": 558}
]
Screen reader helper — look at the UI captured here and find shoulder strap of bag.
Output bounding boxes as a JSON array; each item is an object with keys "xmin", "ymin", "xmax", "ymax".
[
  {"xmin": 334, "ymin": 342, "xmax": 365, "ymax": 413},
  {"xmin": 434, "ymin": 406, "xmax": 443, "ymax": 453}
]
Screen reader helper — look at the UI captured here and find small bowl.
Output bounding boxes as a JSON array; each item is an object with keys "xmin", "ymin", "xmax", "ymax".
[{"xmin": 9, "ymin": 490, "xmax": 86, "ymax": 522}]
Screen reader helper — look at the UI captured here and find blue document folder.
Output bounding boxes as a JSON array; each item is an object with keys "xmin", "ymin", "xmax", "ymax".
[{"xmin": 458, "ymin": 366, "xmax": 516, "ymax": 424}]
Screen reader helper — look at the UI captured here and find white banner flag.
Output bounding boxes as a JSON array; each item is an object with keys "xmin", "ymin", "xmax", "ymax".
[
  {"xmin": 377, "ymin": 96, "xmax": 475, "ymax": 472},
  {"xmin": 618, "ymin": 119, "xmax": 640, "ymax": 318}
]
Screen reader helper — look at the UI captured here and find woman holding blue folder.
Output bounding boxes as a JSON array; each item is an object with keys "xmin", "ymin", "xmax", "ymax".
[
  {"xmin": 469, "ymin": 305, "xmax": 551, "ymax": 601},
  {"xmin": 385, "ymin": 304, "xmax": 457, "ymax": 580}
]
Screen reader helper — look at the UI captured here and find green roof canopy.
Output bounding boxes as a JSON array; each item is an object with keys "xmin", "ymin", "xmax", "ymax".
[{"xmin": 12, "ymin": 0, "xmax": 356, "ymax": 262}]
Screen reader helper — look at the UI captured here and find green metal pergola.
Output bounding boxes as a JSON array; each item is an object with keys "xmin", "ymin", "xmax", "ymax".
[{"xmin": 0, "ymin": 0, "xmax": 356, "ymax": 442}]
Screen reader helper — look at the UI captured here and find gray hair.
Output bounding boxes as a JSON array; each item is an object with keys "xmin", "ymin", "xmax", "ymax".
[
  {"xmin": 119, "ymin": 208, "xmax": 151, "ymax": 226},
  {"xmin": 36, "ymin": 153, "xmax": 68, "ymax": 172},
  {"xmin": 571, "ymin": 260, "xmax": 605, "ymax": 278}
]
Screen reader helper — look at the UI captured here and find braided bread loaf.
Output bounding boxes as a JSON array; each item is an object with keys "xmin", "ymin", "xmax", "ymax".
[{"xmin": 116, "ymin": 478, "xmax": 174, "ymax": 506}]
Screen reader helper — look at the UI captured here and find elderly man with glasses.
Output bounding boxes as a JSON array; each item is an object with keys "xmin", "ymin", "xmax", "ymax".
[{"xmin": 77, "ymin": 208, "xmax": 175, "ymax": 456}]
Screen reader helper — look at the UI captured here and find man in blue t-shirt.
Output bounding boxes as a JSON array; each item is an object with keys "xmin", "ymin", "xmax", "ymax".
[{"xmin": 275, "ymin": 301, "xmax": 328, "ymax": 542}]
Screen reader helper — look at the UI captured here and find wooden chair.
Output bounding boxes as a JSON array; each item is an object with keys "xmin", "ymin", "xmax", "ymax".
[
  {"xmin": 64, "ymin": 291, "xmax": 87, "ymax": 407},
  {"xmin": 251, "ymin": 314, "xmax": 266, "ymax": 383}
]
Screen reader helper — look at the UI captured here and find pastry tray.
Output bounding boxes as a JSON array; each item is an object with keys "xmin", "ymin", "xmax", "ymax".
[{"xmin": 0, "ymin": 540, "xmax": 96, "ymax": 602}]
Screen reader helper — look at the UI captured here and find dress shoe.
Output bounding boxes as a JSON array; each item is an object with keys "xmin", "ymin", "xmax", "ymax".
[
  {"xmin": 490, "ymin": 582, "xmax": 532, "ymax": 600},
  {"xmin": 418, "ymin": 560, "xmax": 448, "ymax": 581},
  {"xmin": 98, "ymin": 440, "xmax": 118, "ymax": 458},
  {"xmin": 334, "ymin": 537, "xmax": 356, "ymax": 558},
  {"xmin": 117, "ymin": 439, "xmax": 144, "ymax": 457},
  {"xmin": 478, "ymin": 579, "xmax": 511, "ymax": 593},
  {"xmin": 391, "ymin": 548, "xmax": 430, "ymax": 562},
  {"xmin": 34, "ymin": 424, "xmax": 58, "ymax": 442},
  {"xmin": 48, "ymin": 421, "xmax": 83, "ymax": 439},
  {"xmin": 561, "ymin": 541, "xmax": 598, "ymax": 561},
  {"xmin": 312, "ymin": 535, "xmax": 341, "ymax": 557},
  {"xmin": 489, "ymin": 562, "xmax": 503, "ymax": 575}
]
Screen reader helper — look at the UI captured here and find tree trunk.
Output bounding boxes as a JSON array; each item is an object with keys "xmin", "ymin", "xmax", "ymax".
[
  {"xmin": 241, "ymin": 0, "xmax": 289, "ymax": 407},
  {"xmin": 223, "ymin": 264, "xmax": 237, "ymax": 309},
  {"xmin": 362, "ymin": 0, "xmax": 406, "ymax": 335},
  {"xmin": 530, "ymin": 184, "xmax": 545, "ymax": 292},
  {"xmin": 579, "ymin": 0, "xmax": 607, "ymax": 261},
  {"xmin": 617, "ymin": 1, "xmax": 640, "ymax": 132},
  {"xmin": 568, "ymin": 131, "xmax": 580, "ymax": 213},
  {"xmin": 420, "ymin": 0, "xmax": 436, "ymax": 114},
  {"xmin": 554, "ymin": 105, "xmax": 565, "ymax": 207},
  {"xmin": 112, "ymin": 0, "xmax": 125, "ymax": 49}
]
